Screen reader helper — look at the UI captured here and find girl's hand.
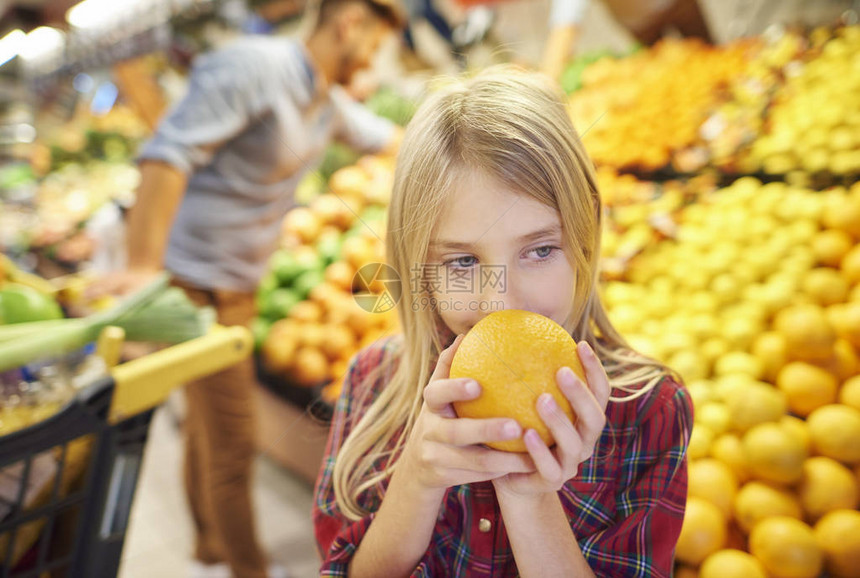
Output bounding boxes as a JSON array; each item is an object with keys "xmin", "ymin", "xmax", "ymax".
[
  {"xmin": 400, "ymin": 334, "xmax": 537, "ymax": 491},
  {"xmin": 492, "ymin": 341, "xmax": 611, "ymax": 498}
]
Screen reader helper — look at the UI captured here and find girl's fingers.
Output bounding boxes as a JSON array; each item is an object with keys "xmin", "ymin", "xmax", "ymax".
[
  {"xmin": 536, "ymin": 387, "xmax": 584, "ymax": 464},
  {"xmin": 423, "ymin": 377, "xmax": 481, "ymax": 413},
  {"xmin": 457, "ymin": 445, "xmax": 536, "ymax": 474},
  {"xmin": 556, "ymin": 367, "xmax": 606, "ymax": 454},
  {"xmin": 429, "ymin": 333, "xmax": 465, "ymax": 383},
  {"xmin": 576, "ymin": 341, "xmax": 612, "ymax": 411},
  {"xmin": 523, "ymin": 428, "xmax": 564, "ymax": 485},
  {"xmin": 432, "ymin": 415, "xmax": 522, "ymax": 447},
  {"xmin": 431, "ymin": 443, "xmax": 536, "ymax": 475}
]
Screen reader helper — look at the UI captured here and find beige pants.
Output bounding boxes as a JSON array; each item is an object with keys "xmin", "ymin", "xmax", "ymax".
[{"xmin": 176, "ymin": 281, "xmax": 268, "ymax": 578}]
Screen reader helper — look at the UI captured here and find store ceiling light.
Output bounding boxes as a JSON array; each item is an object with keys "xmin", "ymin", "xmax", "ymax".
[
  {"xmin": 19, "ymin": 27, "xmax": 65, "ymax": 62},
  {"xmin": 67, "ymin": 0, "xmax": 143, "ymax": 30},
  {"xmin": 0, "ymin": 29, "xmax": 25, "ymax": 68}
]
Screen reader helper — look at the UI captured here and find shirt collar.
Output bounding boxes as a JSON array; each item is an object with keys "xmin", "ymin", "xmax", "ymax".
[{"xmin": 296, "ymin": 40, "xmax": 328, "ymax": 99}]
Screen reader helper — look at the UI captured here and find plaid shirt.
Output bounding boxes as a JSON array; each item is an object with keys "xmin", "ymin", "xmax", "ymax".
[{"xmin": 313, "ymin": 336, "xmax": 693, "ymax": 577}]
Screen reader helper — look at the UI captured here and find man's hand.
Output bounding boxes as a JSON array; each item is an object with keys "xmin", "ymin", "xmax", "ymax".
[{"xmin": 87, "ymin": 268, "xmax": 163, "ymax": 300}]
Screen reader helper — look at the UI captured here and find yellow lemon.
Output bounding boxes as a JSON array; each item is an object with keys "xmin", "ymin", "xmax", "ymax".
[
  {"xmin": 749, "ymin": 517, "xmax": 823, "ymax": 578},
  {"xmin": 688, "ymin": 458, "xmax": 739, "ymax": 518},
  {"xmin": 814, "ymin": 509, "xmax": 860, "ymax": 578},
  {"xmin": 676, "ymin": 497, "xmax": 727, "ymax": 566},
  {"xmin": 798, "ymin": 456, "xmax": 859, "ymax": 522},
  {"xmin": 734, "ymin": 480, "xmax": 803, "ymax": 534},
  {"xmin": 700, "ymin": 549, "xmax": 766, "ymax": 578},
  {"xmin": 807, "ymin": 404, "xmax": 860, "ymax": 465},
  {"xmin": 776, "ymin": 361, "xmax": 839, "ymax": 417}
]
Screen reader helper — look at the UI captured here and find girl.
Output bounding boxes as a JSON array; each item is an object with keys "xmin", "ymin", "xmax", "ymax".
[{"xmin": 313, "ymin": 66, "xmax": 693, "ymax": 577}]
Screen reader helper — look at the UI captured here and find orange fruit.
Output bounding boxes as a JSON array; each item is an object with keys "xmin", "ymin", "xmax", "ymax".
[
  {"xmin": 324, "ymin": 261, "xmax": 356, "ymax": 292},
  {"xmin": 734, "ymin": 480, "xmax": 803, "ymax": 534},
  {"xmin": 812, "ymin": 229, "xmax": 854, "ymax": 267},
  {"xmin": 699, "ymin": 549, "xmax": 766, "ymax": 578},
  {"xmin": 289, "ymin": 300, "xmax": 324, "ymax": 323},
  {"xmin": 261, "ymin": 318, "xmax": 300, "ymax": 373},
  {"xmin": 774, "ymin": 304, "xmax": 836, "ymax": 362},
  {"xmin": 798, "ymin": 456, "xmax": 859, "ymax": 522},
  {"xmin": 750, "ymin": 517, "xmax": 823, "ymax": 578},
  {"xmin": 688, "ymin": 458, "xmax": 739, "ymax": 518},
  {"xmin": 450, "ymin": 310, "xmax": 585, "ymax": 452},
  {"xmin": 320, "ymin": 325, "xmax": 357, "ymax": 362},
  {"xmin": 675, "ymin": 497, "xmax": 727, "ymax": 566},
  {"xmin": 289, "ymin": 347, "xmax": 330, "ymax": 387},
  {"xmin": 839, "ymin": 375, "xmax": 860, "ymax": 411},
  {"xmin": 742, "ymin": 422, "xmax": 808, "ymax": 485},
  {"xmin": 806, "ymin": 404, "xmax": 860, "ymax": 464},
  {"xmin": 775, "ymin": 361, "xmax": 838, "ymax": 417},
  {"xmin": 814, "ymin": 509, "xmax": 860, "ymax": 578},
  {"xmin": 674, "ymin": 566, "xmax": 698, "ymax": 578}
]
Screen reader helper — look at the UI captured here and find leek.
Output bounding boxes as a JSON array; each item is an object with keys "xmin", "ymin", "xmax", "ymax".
[{"xmin": 0, "ymin": 274, "xmax": 215, "ymax": 372}]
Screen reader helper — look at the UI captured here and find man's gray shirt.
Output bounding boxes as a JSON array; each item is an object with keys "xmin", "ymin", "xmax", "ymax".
[{"xmin": 138, "ymin": 36, "xmax": 395, "ymax": 292}]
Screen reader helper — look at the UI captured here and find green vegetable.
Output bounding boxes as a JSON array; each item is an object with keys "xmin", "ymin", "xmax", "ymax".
[
  {"xmin": 316, "ymin": 232, "xmax": 343, "ymax": 266},
  {"xmin": 258, "ymin": 288, "xmax": 300, "ymax": 320},
  {"xmin": 365, "ymin": 86, "xmax": 417, "ymax": 126},
  {"xmin": 251, "ymin": 317, "xmax": 272, "ymax": 351},
  {"xmin": 0, "ymin": 274, "xmax": 215, "ymax": 372},
  {"xmin": 293, "ymin": 270, "xmax": 325, "ymax": 301},
  {"xmin": 0, "ymin": 284, "xmax": 64, "ymax": 324}
]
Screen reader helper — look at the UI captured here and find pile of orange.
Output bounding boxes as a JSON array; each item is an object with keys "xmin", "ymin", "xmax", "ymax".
[{"xmin": 569, "ymin": 38, "xmax": 755, "ymax": 172}]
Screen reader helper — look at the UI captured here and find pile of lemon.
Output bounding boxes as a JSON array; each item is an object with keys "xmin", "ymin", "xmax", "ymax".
[{"xmin": 602, "ymin": 177, "xmax": 860, "ymax": 577}]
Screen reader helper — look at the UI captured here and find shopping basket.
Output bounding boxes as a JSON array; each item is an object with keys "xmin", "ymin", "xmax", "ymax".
[{"xmin": 0, "ymin": 325, "xmax": 253, "ymax": 578}]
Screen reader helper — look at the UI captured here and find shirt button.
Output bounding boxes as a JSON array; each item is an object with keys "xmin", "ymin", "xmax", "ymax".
[{"xmin": 479, "ymin": 518, "xmax": 492, "ymax": 533}]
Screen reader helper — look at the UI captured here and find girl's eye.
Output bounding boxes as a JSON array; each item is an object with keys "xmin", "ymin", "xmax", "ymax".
[
  {"xmin": 445, "ymin": 255, "xmax": 478, "ymax": 269},
  {"xmin": 529, "ymin": 246, "xmax": 558, "ymax": 260}
]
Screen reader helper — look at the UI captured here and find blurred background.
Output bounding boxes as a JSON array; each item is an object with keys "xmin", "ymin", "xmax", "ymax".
[{"xmin": 1, "ymin": 1, "xmax": 860, "ymax": 577}]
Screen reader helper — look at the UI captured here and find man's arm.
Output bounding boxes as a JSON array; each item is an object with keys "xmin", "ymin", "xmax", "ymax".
[
  {"xmin": 542, "ymin": 0, "xmax": 589, "ymax": 81},
  {"xmin": 126, "ymin": 160, "xmax": 188, "ymax": 272},
  {"xmin": 542, "ymin": 24, "xmax": 580, "ymax": 82},
  {"xmin": 89, "ymin": 160, "xmax": 187, "ymax": 297}
]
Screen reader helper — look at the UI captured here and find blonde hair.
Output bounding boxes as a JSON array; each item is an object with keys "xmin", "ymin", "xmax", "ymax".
[{"xmin": 333, "ymin": 66, "xmax": 671, "ymax": 521}]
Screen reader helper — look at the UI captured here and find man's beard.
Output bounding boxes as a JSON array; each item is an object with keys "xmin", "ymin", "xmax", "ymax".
[{"xmin": 337, "ymin": 52, "xmax": 358, "ymax": 86}]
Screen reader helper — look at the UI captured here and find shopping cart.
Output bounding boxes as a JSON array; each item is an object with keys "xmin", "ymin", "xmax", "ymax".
[{"xmin": 0, "ymin": 325, "xmax": 253, "ymax": 578}]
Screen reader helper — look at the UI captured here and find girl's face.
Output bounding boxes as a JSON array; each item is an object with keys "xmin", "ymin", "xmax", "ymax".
[{"xmin": 426, "ymin": 171, "xmax": 577, "ymax": 336}]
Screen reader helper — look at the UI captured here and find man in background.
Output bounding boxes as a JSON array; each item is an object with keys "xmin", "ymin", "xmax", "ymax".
[{"xmin": 98, "ymin": 1, "xmax": 404, "ymax": 576}]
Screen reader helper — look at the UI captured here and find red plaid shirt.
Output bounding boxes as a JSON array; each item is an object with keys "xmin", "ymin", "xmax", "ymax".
[{"xmin": 313, "ymin": 336, "xmax": 693, "ymax": 577}]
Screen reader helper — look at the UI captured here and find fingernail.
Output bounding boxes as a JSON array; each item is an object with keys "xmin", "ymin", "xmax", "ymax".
[
  {"xmin": 504, "ymin": 420, "xmax": 521, "ymax": 439},
  {"xmin": 525, "ymin": 429, "xmax": 541, "ymax": 445},
  {"xmin": 578, "ymin": 341, "xmax": 593, "ymax": 358},
  {"xmin": 540, "ymin": 393, "xmax": 557, "ymax": 411},
  {"xmin": 557, "ymin": 366, "xmax": 575, "ymax": 386},
  {"xmin": 465, "ymin": 379, "xmax": 480, "ymax": 396}
]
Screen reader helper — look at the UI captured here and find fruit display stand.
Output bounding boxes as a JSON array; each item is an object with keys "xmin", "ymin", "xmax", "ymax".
[
  {"xmin": 0, "ymin": 324, "xmax": 252, "ymax": 577},
  {"xmin": 597, "ymin": 173, "xmax": 860, "ymax": 578},
  {"xmin": 568, "ymin": 24, "xmax": 860, "ymax": 181},
  {"xmin": 252, "ymin": 155, "xmax": 400, "ymax": 482}
]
